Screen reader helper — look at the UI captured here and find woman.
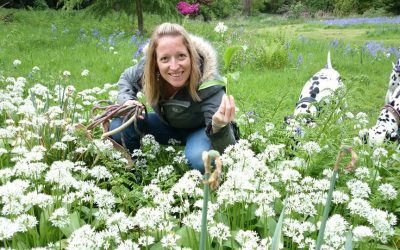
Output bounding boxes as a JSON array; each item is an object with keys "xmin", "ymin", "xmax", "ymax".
[{"xmin": 110, "ymin": 22, "xmax": 237, "ymax": 172}]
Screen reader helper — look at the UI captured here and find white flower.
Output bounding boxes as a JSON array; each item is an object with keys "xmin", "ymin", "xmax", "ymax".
[
  {"xmin": 321, "ymin": 214, "xmax": 348, "ymax": 249},
  {"xmin": 214, "ymin": 22, "xmax": 228, "ymax": 34},
  {"xmin": 138, "ymin": 235, "xmax": 155, "ymax": 247},
  {"xmin": 51, "ymin": 141, "xmax": 67, "ymax": 150},
  {"xmin": 209, "ymin": 223, "xmax": 231, "ymax": 242},
  {"xmin": 265, "ymin": 122, "xmax": 275, "ymax": 133},
  {"xmin": 66, "ymin": 225, "xmax": 98, "ymax": 250},
  {"xmin": 348, "ymin": 198, "xmax": 371, "ymax": 217},
  {"xmin": 116, "ymin": 240, "xmax": 140, "ymax": 250},
  {"xmin": 182, "ymin": 211, "xmax": 202, "ymax": 232},
  {"xmin": 345, "ymin": 112, "xmax": 354, "ymax": 119},
  {"xmin": 0, "ymin": 217, "xmax": 19, "ymax": 240},
  {"xmin": 143, "ymin": 184, "xmax": 162, "ymax": 199},
  {"xmin": 133, "ymin": 207, "xmax": 164, "ymax": 230},
  {"xmin": 63, "ymin": 70, "xmax": 71, "ymax": 77},
  {"xmin": 15, "ymin": 214, "xmax": 38, "ymax": 232},
  {"xmin": 160, "ymin": 233, "xmax": 180, "ymax": 249},
  {"xmin": 49, "ymin": 208, "xmax": 70, "ymax": 228},
  {"xmin": 346, "ymin": 179, "xmax": 371, "ymax": 198},
  {"xmin": 378, "ymin": 183, "xmax": 397, "ymax": 200},
  {"xmin": 332, "ymin": 190, "xmax": 349, "ymax": 204},
  {"xmin": 32, "ymin": 66, "xmax": 40, "ymax": 73},
  {"xmin": 81, "ymin": 69, "xmax": 89, "ymax": 77},
  {"xmin": 45, "ymin": 160, "xmax": 78, "ymax": 189},
  {"xmin": 13, "ymin": 59, "xmax": 22, "ymax": 66},
  {"xmin": 301, "ymin": 141, "xmax": 321, "ymax": 155},
  {"xmin": 89, "ymin": 165, "xmax": 112, "ymax": 180},
  {"xmin": 354, "ymin": 166, "xmax": 370, "ymax": 180},
  {"xmin": 235, "ymin": 230, "xmax": 260, "ymax": 249},
  {"xmin": 106, "ymin": 212, "xmax": 134, "ymax": 233},
  {"xmin": 352, "ymin": 225, "xmax": 373, "ymax": 242}
]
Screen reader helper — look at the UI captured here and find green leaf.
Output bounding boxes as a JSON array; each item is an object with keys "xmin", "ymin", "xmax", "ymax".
[
  {"xmin": 223, "ymin": 46, "xmax": 241, "ymax": 69},
  {"xmin": 198, "ymin": 80, "xmax": 226, "ymax": 91},
  {"xmin": 60, "ymin": 211, "xmax": 82, "ymax": 237},
  {"xmin": 176, "ymin": 226, "xmax": 197, "ymax": 247},
  {"xmin": 267, "ymin": 217, "xmax": 278, "ymax": 238},
  {"xmin": 150, "ymin": 242, "xmax": 164, "ymax": 250},
  {"xmin": 222, "ymin": 236, "xmax": 241, "ymax": 248},
  {"xmin": 375, "ymin": 245, "xmax": 398, "ymax": 250},
  {"xmin": 271, "ymin": 200, "xmax": 286, "ymax": 250},
  {"xmin": 316, "ymin": 170, "xmax": 338, "ymax": 250}
]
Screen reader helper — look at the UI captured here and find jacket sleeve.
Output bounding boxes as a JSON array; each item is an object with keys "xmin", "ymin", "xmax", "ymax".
[
  {"xmin": 202, "ymin": 89, "xmax": 236, "ymax": 154},
  {"xmin": 117, "ymin": 59, "xmax": 145, "ymax": 105}
]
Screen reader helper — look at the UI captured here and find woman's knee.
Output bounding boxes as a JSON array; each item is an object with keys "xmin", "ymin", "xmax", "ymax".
[{"xmin": 185, "ymin": 149, "xmax": 205, "ymax": 173}]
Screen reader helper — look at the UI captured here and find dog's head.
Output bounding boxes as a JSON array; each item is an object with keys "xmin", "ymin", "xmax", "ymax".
[
  {"xmin": 386, "ymin": 59, "xmax": 400, "ymax": 104},
  {"xmin": 366, "ymin": 100, "xmax": 400, "ymax": 146}
]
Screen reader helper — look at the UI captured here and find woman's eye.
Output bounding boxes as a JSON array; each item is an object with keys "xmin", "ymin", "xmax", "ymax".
[
  {"xmin": 159, "ymin": 56, "xmax": 168, "ymax": 62},
  {"xmin": 178, "ymin": 54, "xmax": 187, "ymax": 59}
]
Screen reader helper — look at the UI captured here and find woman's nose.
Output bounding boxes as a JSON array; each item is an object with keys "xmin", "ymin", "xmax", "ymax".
[{"xmin": 169, "ymin": 58, "xmax": 179, "ymax": 70}]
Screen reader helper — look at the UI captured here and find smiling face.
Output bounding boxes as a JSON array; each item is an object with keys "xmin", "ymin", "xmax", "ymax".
[{"xmin": 156, "ymin": 35, "xmax": 191, "ymax": 90}]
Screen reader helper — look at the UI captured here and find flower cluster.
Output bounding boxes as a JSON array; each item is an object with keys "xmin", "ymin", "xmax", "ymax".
[{"xmin": 176, "ymin": 1, "xmax": 200, "ymax": 16}]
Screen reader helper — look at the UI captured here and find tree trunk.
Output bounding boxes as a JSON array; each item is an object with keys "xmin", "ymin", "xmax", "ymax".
[
  {"xmin": 242, "ymin": 0, "xmax": 252, "ymax": 16},
  {"xmin": 135, "ymin": 0, "xmax": 144, "ymax": 34}
]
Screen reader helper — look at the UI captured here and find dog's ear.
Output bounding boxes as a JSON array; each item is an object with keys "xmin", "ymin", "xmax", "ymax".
[{"xmin": 389, "ymin": 131, "xmax": 399, "ymax": 142}]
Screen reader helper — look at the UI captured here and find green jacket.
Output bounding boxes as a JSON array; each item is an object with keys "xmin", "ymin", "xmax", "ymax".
[{"xmin": 116, "ymin": 35, "xmax": 236, "ymax": 153}]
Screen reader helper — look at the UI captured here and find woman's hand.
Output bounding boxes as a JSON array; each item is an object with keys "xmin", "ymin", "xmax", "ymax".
[
  {"xmin": 124, "ymin": 99, "xmax": 145, "ymax": 119},
  {"xmin": 211, "ymin": 94, "xmax": 235, "ymax": 132}
]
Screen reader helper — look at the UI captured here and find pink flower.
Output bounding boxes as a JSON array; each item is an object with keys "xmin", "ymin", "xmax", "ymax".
[{"xmin": 177, "ymin": 1, "xmax": 200, "ymax": 15}]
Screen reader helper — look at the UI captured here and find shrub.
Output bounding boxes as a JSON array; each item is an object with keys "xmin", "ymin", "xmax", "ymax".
[
  {"xmin": 260, "ymin": 43, "xmax": 289, "ymax": 69},
  {"xmin": 332, "ymin": 0, "xmax": 360, "ymax": 15},
  {"xmin": 287, "ymin": 2, "xmax": 308, "ymax": 19}
]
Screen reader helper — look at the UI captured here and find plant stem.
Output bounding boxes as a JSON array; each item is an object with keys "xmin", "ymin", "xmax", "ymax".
[{"xmin": 200, "ymin": 172, "xmax": 210, "ymax": 250}]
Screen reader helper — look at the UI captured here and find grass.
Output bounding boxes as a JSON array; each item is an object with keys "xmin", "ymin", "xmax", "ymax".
[{"xmin": 1, "ymin": 8, "xmax": 397, "ymax": 132}]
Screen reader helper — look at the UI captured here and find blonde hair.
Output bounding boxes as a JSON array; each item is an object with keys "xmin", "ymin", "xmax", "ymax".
[{"xmin": 143, "ymin": 22, "xmax": 201, "ymax": 106}]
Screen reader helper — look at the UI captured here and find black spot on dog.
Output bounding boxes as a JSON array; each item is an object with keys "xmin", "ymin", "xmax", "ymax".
[
  {"xmin": 311, "ymin": 93, "xmax": 316, "ymax": 98},
  {"xmin": 301, "ymin": 104, "xmax": 307, "ymax": 108},
  {"xmin": 313, "ymin": 81, "xmax": 320, "ymax": 85},
  {"xmin": 312, "ymin": 76, "xmax": 319, "ymax": 80}
]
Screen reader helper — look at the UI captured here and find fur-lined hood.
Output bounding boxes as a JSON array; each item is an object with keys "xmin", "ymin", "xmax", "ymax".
[{"xmin": 143, "ymin": 34, "xmax": 219, "ymax": 83}]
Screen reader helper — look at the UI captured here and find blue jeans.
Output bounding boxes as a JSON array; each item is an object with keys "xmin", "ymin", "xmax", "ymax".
[{"xmin": 109, "ymin": 112, "xmax": 211, "ymax": 172}]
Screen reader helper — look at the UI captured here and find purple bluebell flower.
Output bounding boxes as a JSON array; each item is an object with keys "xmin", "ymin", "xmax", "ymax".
[
  {"xmin": 323, "ymin": 16, "xmax": 400, "ymax": 26},
  {"xmin": 130, "ymin": 35, "xmax": 137, "ymax": 44},
  {"xmin": 364, "ymin": 41, "xmax": 385, "ymax": 58},
  {"xmin": 297, "ymin": 54, "xmax": 303, "ymax": 69},
  {"xmin": 330, "ymin": 39, "xmax": 339, "ymax": 48},
  {"xmin": 92, "ymin": 29, "xmax": 100, "ymax": 39},
  {"xmin": 108, "ymin": 35, "xmax": 115, "ymax": 46}
]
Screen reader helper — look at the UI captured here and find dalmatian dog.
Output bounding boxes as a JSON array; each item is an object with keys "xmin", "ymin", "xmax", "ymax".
[
  {"xmin": 285, "ymin": 51, "xmax": 344, "ymax": 133},
  {"xmin": 384, "ymin": 58, "xmax": 400, "ymax": 104},
  {"xmin": 367, "ymin": 85, "xmax": 400, "ymax": 146},
  {"xmin": 294, "ymin": 51, "xmax": 344, "ymax": 117}
]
